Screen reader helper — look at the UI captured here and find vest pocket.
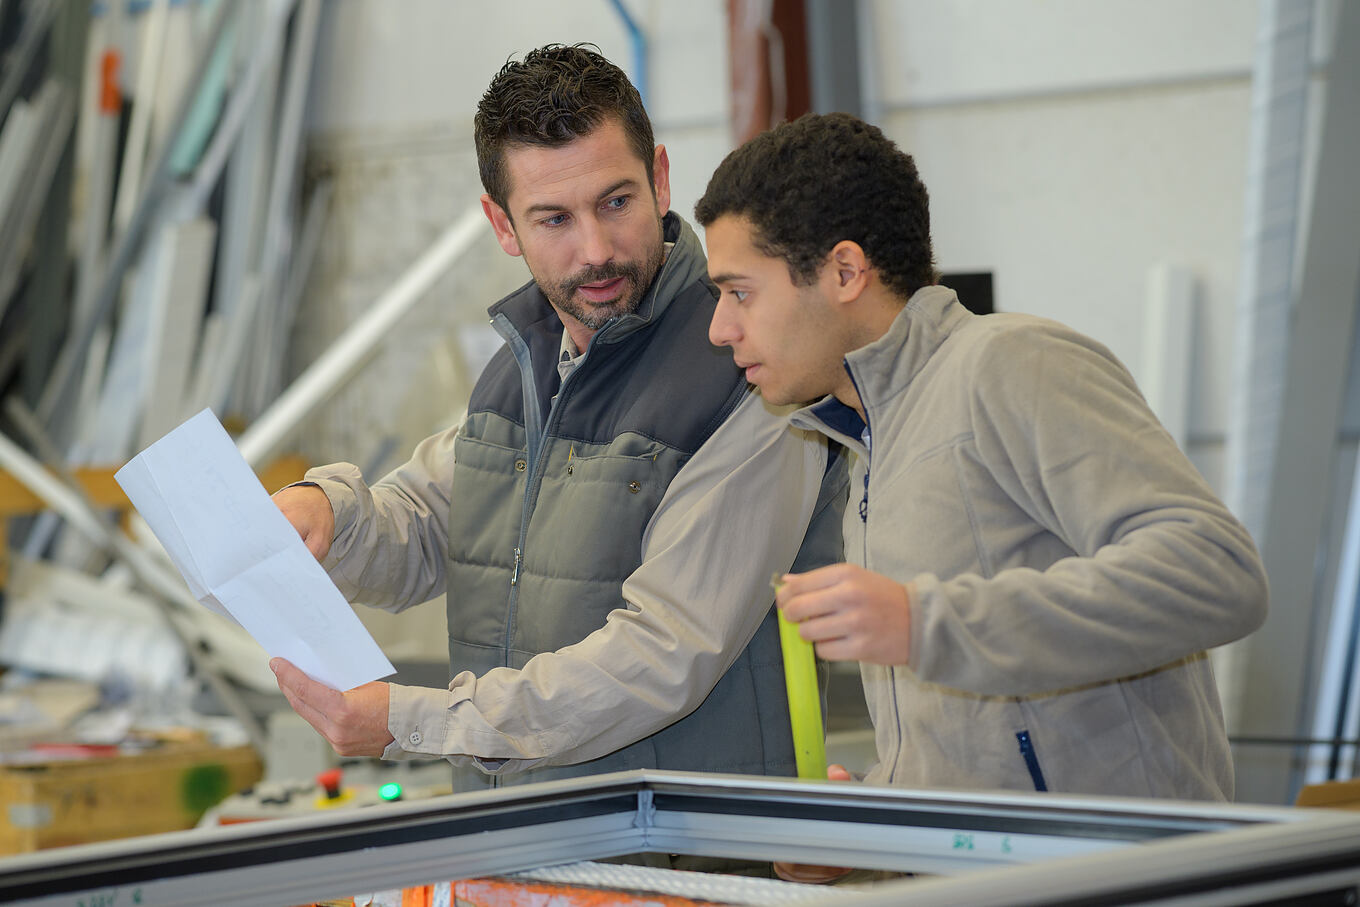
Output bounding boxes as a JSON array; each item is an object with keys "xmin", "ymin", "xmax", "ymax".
[
  {"xmin": 524, "ymin": 446, "xmax": 666, "ymax": 592},
  {"xmin": 559, "ymin": 448, "xmax": 664, "ymax": 512},
  {"xmin": 1015, "ymin": 730, "xmax": 1049, "ymax": 792}
]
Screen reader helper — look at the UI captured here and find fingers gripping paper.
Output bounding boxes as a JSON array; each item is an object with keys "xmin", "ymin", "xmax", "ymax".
[{"xmin": 115, "ymin": 409, "xmax": 394, "ymax": 691}]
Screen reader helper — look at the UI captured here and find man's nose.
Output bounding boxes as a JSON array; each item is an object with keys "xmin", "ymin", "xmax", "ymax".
[
  {"xmin": 709, "ymin": 295, "xmax": 739, "ymax": 347},
  {"xmin": 579, "ymin": 216, "xmax": 614, "ymax": 266}
]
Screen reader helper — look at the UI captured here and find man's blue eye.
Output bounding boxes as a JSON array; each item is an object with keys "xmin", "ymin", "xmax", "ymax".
[
  {"xmin": 604, "ymin": 196, "xmax": 628, "ymax": 210},
  {"xmin": 543, "ymin": 214, "xmax": 568, "ymax": 227}
]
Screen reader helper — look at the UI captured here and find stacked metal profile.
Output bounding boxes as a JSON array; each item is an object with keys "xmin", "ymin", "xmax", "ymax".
[
  {"xmin": 0, "ymin": 0, "xmax": 337, "ymax": 747},
  {"xmin": 2, "ymin": 770, "xmax": 1360, "ymax": 907}
]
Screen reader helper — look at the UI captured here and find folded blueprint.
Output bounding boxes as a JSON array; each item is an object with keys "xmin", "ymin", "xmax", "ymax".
[{"xmin": 115, "ymin": 408, "xmax": 394, "ymax": 691}]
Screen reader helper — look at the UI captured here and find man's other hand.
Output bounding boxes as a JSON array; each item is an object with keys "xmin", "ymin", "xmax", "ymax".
[
  {"xmin": 772, "ymin": 762, "xmax": 857, "ymax": 883},
  {"xmin": 775, "ymin": 563, "xmax": 912, "ymax": 665},
  {"xmin": 270, "ymin": 658, "xmax": 395, "ymax": 757},
  {"xmin": 827, "ymin": 763, "xmax": 853, "ymax": 781},
  {"xmin": 272, "ymin": 484, "xmax": 335, "ymax": 561}
]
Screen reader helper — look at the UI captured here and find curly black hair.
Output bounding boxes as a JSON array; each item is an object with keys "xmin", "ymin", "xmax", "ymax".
[
  {"xmin": 695, "ymin": 113, "xmax": 935, "ymax": 300},
  {"xmin": 475, "ymin": 44, "xmax": 654, "ymax": 214}
]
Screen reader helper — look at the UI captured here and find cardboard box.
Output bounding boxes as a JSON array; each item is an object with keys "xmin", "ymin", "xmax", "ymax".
[{"xmin": 0, "ymin": 741, "xmax": 263, "ymax": 853}]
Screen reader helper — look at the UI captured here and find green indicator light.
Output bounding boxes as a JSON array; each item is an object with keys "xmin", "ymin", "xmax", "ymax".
[{"xmin": 378, "ymin": 782, "xmax": 403, "ymax": 801}]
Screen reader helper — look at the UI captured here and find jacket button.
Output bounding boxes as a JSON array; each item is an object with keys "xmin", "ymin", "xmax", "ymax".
[
  {"xmin": 627, "ymin": 481, "xmax": 641, "ymax": 494},
  {"xmin": 408, "ymin": 731, "xmax": 423, "ymax": 746},
  {"xmin": 566, "ymin": 464, "xmax": 573, "ymax": 475},
  {"xmin": 514, "ymin": 459, "xmax": 526, "ymax": 472}
]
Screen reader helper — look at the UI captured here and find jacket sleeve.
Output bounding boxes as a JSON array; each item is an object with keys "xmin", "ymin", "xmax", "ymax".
[
  {"xmin": 910, "ymin": 324, "xmax": 1268, "ymax": 696},
  {"xmin": 303, "ymin": 422, "xmax": 459, "ymax": 613},
  {"xmin": 379, "ymin": 389, "xmax": 845, "ymax": 769}
]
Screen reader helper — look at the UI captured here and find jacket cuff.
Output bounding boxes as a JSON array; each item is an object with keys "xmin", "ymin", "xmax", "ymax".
[
  {"xmin": 301, "ymin": 463, "xmax": 363, "ymax": 567},
  {"xmin": 383, "ymin": 682, "xmax": 453, "ymax": 760}
]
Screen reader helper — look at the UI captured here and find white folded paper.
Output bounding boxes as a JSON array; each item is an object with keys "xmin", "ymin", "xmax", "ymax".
[{"xmin": 115, "ymin": 408, "xmax": 394, "ymax": 691}]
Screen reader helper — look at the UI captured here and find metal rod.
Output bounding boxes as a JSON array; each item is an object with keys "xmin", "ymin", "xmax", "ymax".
[
  {"xmin": 0, "ymin": 0, "xmax": 56, "ymax": 125},
  {"xmin": 1231, "ymin": 736, "xmax": 1360, "ymax": 748},
  {"xmin": 35, "ymin": 0, "xmax": 232, "ymax": 426},
  {"xmin": 606, "ymin": 0, "xmax": 648, "ymax": 107},
  {"xmin": 109, "ymin": 0, "xmax": 168, "ymax": 237},
  {"xmin": 235, "ymin": 206, "xmax": 487, "ymax": 468},
  {"xmin": 246, "ymin": 0, "xmax": 321, "ymax": 417}
]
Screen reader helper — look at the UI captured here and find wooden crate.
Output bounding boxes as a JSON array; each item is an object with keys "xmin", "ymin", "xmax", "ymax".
[{"xmin": 0, "ymin": 741, "xmax": 263, "ymax": 853}]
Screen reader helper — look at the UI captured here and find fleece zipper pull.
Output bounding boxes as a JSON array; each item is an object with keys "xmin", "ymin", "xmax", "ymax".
[
  {"xmin": 858, "ymin": 470, "xmax": 869, "ymax": 523},
  {"xmin": 858, "ymin": 424, "xmax": 871, "ymax": 523},
  {"xmin": 1016, "ymin": 731, "xmax": 1049, "ymax": 792}
]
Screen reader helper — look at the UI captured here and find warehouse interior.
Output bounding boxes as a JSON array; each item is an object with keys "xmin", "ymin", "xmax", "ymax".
[{"xmin": 1, "ymin": 0, "xmax": 1359, "ymax": 903}]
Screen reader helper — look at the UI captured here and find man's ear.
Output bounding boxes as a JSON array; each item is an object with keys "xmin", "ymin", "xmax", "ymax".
[
  {"xmin": 652, "ymin": 144, "xmax": 672, "ymax": 217},
  {"xmin": 481, "ymin": 194, "xmax": 522, "ymax": 257},
  {"xmin": 828, "ymin": 240, "xmax": 870, "ymax": 302}
]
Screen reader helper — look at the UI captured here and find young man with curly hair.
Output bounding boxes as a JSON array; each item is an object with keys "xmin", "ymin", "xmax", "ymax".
[
  {"xmin": 268, "ymin": 47, "xmax": 847, "ymax": 798},
  {"xmin": 696, "ymin": 112, "xmax": 1268, "ymax": 801}
]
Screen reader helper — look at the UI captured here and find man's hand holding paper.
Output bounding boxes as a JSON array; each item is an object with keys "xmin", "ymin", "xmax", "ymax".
[{"xmin": 270, "ymin": 657, "xmax": 395, "ymax": 757}]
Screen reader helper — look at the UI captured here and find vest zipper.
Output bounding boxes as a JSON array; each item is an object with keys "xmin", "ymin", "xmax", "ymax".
[
  {"xmin": 506, "ymin": 330, "xmax": 591, "ymax": 607},
  {"xmin": 494, "ymin": 311, "xmax": 550, "ymax": 664}
]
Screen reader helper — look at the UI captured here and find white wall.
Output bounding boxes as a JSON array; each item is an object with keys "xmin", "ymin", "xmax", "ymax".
[
  {"xmin": 868, "ymin": 0, "xmax": 1259, "ymax": 492},
  {"xmin": 871, "ymin": 0, "xmax": 1254, "ymax": 106},
  {"xmin": 304, "ymin": 0, "xmax": 731, "ymax": 229}
]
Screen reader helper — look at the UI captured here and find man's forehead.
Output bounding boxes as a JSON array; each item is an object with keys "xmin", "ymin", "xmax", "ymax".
[
  {"xmin": 502, "ymin": 121, "xmax": 649, "ymax": 210},
  {"xmin": 706, "ymin": 215, "xmax": 765, "ymax": 270}
]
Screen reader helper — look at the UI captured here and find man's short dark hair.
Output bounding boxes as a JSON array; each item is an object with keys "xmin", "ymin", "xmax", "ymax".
[
  {"xmin": 695, "ymin": 112, "xmax": 935, "ymax": 300},
  {"xmin": 475, "ymin": 44, "xmax": 655, "ymax": 214}
]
